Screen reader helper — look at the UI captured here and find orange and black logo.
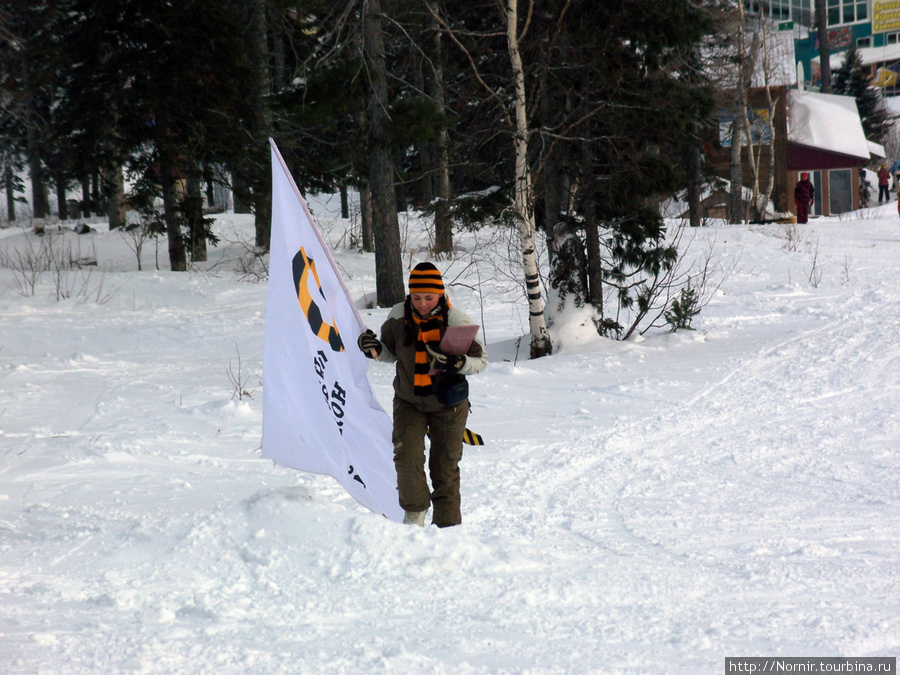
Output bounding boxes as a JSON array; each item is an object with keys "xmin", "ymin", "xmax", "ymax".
[{"xmin": 292, "ymin": 247, "xmax": 344, "ymax": 352}]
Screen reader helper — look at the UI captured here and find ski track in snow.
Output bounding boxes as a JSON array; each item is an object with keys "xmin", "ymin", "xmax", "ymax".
[{"xmin": 2, "ymin": 209, "xmax": 900, "ymax": 673}]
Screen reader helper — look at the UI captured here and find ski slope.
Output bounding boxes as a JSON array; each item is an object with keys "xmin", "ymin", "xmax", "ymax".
[{"xmin": 1, "ymin": 198, "xmax": 899, "ymax": 673}]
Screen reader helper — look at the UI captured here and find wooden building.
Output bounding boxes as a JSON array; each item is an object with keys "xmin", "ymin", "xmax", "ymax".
[{"xmin": 706, "ymin": 86, "xmax": 879, "ymax": 220}]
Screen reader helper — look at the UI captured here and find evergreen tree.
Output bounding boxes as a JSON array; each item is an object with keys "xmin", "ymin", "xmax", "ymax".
[
  {"xmin": 242, "ymin": 0, "xmax": 275, "ymax": 251},
  {"xmin": 0, "ymin": 1, "xmax": 59, "ymax": 218},
  {"xmin": 0, "ymin": 115, "xmax": 26, "ymax": 221},
  {"xmin": 438, "ymin": 0, "xmax": 714, "ymax": 339},
  {"xmin": 274, "ymin": 2, "xmax": 453, "ymax": 301},
  {"xmin": 833, "ymin": 45, "xmax": 888, "ymax": 143},
  {"xmin": 53, "ymin": 0, "xmax": 257, "ymax": 269}
]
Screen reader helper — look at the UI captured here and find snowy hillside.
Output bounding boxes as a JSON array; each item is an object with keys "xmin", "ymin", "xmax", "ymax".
[{"xmin": 1, "ymin": 196, "xmax": 899, "ymax": 674}]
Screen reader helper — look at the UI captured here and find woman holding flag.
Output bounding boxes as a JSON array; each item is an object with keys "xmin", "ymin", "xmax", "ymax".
[{"xmin": 357, "ymin": 262, "xmax": 487, "ymax": 528}]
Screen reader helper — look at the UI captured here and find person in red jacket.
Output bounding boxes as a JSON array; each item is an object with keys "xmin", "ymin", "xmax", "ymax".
[
  {"xmin": 794, "ymin": 172, "xmax": 815, "ymax": 224},
  {"xmin": 878, "ymin": 163, "xmax": 891, "ymax": 203}
]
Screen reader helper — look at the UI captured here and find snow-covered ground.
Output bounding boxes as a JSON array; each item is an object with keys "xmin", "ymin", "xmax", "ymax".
[{"xmin": 1, "ymin": 195, "xmax": 899, "ymax": 674}]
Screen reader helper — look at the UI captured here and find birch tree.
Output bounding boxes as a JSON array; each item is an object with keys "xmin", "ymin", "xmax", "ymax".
[
  {"xmin": 815, "ymin": 0, "xmax": 832, "ymax": 93},
  {"xmin": 728, "ymin": 3, "xmax": 759, "ymax": 224},
  {"xmin": 424, "ymin": 0, "xmax": 552, "ymax": 357},
  {"xmin": 504, "ymin": 0, "xmax": 551, "ymax": 357},
  {"xmin": 744, "ymin": 13, "xmax": 780, "ymax": 221}
]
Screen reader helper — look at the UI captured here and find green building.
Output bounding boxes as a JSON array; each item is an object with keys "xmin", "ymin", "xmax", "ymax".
[{"xmin": 748, "ymin": 0, "xmax": 900, "ymax": 90}]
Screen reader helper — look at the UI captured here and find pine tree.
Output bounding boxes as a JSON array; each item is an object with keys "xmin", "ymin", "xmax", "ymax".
[
  {"xmin": 531, "ymin": 0, "xmax": 715, "ymax": 338},
  {"xmin": 0, "ymin": 1, "xmax": 58, "ymax": 219},
  {"xmin": 833, "ymin": 45, "xmax": 888, "ymax": 143},
  {"xmin": 52, "ymin": 0, "xmax": 258, "ymax": 269},
  {"xmin": 274, "ymin": 2, "xmax": 454, "ymax": 301},
  {"xmin": 0, "ymin": 116, "xmax": 26, "ymax": 221}
]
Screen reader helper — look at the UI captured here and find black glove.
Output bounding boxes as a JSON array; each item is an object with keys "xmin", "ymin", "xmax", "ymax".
[
  {"xmin": 357, "ymin": 329, "xmax": 382, "ymax": 359},
  {"xmin": 426, "ymin": 343, "xmax": 465, "ymax": 373}
]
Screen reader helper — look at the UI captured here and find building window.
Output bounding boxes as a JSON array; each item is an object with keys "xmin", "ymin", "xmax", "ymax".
[
  {"xmin": 745, "ymin": 0, "xmax": 868, "ymax": 27},
  {"xmin": 888, "ymin": 33, "xmax": 900, "ymax": 45},
  {"xmin": 827, "ymin": 0, "xmax": 867, "ymax": 26},
  {"xmin": 857, "ymin": 37, "xmax": 871, "ymax": 48},
  {"xmin": 744, "ymin": 0, "xmax": 811, "ymax": 25},
  {"xmin": 792, "ymin": 0, "xmax": 813, "ymax": 25}
]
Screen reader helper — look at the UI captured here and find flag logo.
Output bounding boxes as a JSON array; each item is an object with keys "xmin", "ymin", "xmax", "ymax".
[{"xmin": 292, "ymin": 247, "xmax": 344, "ymax": 352}]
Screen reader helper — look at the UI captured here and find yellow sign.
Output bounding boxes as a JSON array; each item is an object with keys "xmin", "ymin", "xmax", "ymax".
[
  {"xmin": 873, "ymin": 0, "xmax": 900, "ymax": 33},
  {"xmin": 875, "ymin": 67, "xmax": 898, "ymax": 87}
]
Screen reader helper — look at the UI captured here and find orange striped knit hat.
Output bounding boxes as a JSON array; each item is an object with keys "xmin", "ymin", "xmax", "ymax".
[{"xmin": 408, "ymin": 262, "xmax": 445, "ymax": 295}]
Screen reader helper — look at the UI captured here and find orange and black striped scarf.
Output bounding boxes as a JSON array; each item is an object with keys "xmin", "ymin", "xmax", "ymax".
[{"xmin": 411, "ymin": 300, "xmax": 450, "ymax": 396}]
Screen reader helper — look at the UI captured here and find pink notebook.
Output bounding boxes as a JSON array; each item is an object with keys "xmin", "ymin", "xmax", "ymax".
[
  {"xmin": 429, "ymin": 324, "xmax": 479, "ymax": 374},
  {"xmin": 439, "ymin": 324, "xmax": 479, "ymax": 355}
]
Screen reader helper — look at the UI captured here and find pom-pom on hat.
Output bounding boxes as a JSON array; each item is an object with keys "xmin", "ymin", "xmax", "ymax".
[{"xmin": 408, "ymin": 262, "xmax": 445, "ymax": 295}]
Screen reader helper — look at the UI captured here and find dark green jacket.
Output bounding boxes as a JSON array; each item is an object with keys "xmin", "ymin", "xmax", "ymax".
[{"xmin": 374, "ymin": 301, "xmax": 487, "ymax": 411}]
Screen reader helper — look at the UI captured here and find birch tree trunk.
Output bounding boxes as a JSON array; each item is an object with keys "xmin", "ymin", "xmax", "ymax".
[
  {"xmin": 758, "ymin": 21, "xmax": 778, "ymax": 218},
  {"xmin": 728, "ymin": 6, "xmax": 747, "ymax": 225},
  {"xmin": 738, "ymin": 29, "xmax": 764, "ymax": 221},
  {"xmin": 505, "ymin": 0, "xmax": 551, "ymax": 358},
  {"xmin": 816, "ymin": 0, "xmax": 832, "ymax": 93},
  {"xmin": 728, "ymin": 111, "xmax": 744, "ymax": 224}
]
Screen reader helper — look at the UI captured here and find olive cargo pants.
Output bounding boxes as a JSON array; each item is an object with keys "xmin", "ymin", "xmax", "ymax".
[{"xmin": 392, "ymin": 397, "xmax": 469, "ymax": 527}]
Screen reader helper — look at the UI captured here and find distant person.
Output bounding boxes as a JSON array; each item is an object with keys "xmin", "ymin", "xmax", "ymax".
[
  {"xmin": 859, "ymin": 165, "xmax": 870, "ymax": 209},
  {"xmin": 794, "ymin": 172, "xmax": 815, "ymax": 224},
  {"xmin": 878, "ymin": 163, "xmax": 891, "ymax": 203},
  {"xmin": 357, "ymin": 262, "xmax": 487, "ymax": 528},
  {"xmin": 891, "ymin": 159, "xmax": 900, "ymax": 191}
]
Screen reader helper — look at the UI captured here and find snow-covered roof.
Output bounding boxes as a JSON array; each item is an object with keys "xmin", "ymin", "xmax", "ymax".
[
  {"xmin": 788, "ymin": 89, "xmax": 870, "ymax": 159},
  {"xmin": 812, "ymin": 44, "xmax": 900, "ymax": 69},
  {"xmin": 869, "ymin": 139, "xmax": 886, "ymax": 158}
]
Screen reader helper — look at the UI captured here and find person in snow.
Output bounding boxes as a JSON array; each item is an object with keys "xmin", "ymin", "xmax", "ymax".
[
  {"xmin": 878, "ymin": 163, "xmax": 891, "ymax": 203},
  {"xmin": 891, "ymin": 159, "xmax": 900, "ymax": 192},
  {"xmin": 859, "ymin": 164, "xmax": 871, "ymax": 209},
  {"xmin": 794, "ymin": 172, "xmax": 815, "ymax": 224},
  {"xmin": 356, "ymin": 262, "xmax": 487, "ymax": 528}
]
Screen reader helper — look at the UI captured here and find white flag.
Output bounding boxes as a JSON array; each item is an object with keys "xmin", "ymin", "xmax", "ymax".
[{"xmin": 262, "ymin": 140, "xmax": 403, "ymax": 523}]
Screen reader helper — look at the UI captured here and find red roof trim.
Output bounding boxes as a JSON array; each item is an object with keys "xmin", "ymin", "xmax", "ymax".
[{"xmin": 786, "ymin": 142, "xmax": 867, "ymax": 170}]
